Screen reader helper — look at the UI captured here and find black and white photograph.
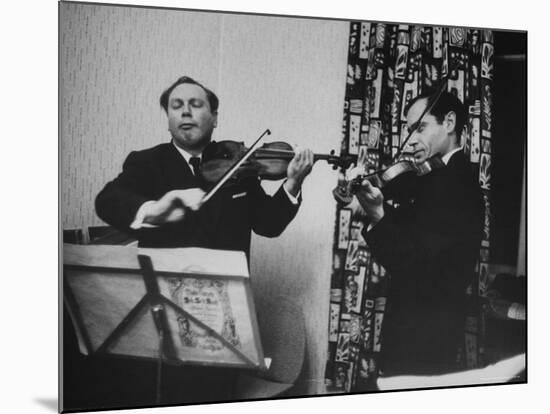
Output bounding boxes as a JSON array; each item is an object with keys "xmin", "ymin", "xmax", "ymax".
[
  {"xmin": 7, "ymin": 0, "xmax": 550, "ymax": 412},
  {"xmin": 56, "ymin": 1, "xmax": 531, "ymax": 412},
  {"xmin": 4, "ymin": 0, "xmax": 546, "ymax": 413}
]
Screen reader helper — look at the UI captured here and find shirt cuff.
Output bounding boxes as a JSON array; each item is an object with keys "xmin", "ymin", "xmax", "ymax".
[
  {"xmin": 283, "ymin": 184, "xmax": 300, "ymax": 205},
  {"xmin": 130, "ymin": 200, "xmax": 160, "ymax": 229}
]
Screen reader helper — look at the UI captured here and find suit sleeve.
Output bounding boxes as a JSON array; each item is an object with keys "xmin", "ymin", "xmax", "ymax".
[
  {"xmin": 95, "ymin": 151, "xmax": 154, "ymax": 231},
  {"xmin": 246, "ymin": 179, "xmax": 301, "ymax": 237},
  {"xmin": 363, "ymin": 185, "xmax": 482, "ymax": 277}
]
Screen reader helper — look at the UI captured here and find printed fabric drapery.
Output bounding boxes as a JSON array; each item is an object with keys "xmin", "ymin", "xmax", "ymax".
[{"xmin": 325, "ymin": 22, "xmax": 494, "ymax": 392}]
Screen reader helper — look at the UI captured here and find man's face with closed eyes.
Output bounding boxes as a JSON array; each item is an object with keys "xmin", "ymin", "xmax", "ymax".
[{"xmin": 167, "ymin": 83, "xmax": 218, "ymax": 154}]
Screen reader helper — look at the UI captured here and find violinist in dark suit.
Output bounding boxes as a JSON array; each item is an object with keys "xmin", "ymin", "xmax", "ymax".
[
  {"xmin": 355, "ymin": 92, "xmax": 483, "ymax": 376},
  {"xmin": 82, "ymin": 76, "xmax": 314, "ymax": 408},
  {"xmin": 96, "ymin": 76, "xmax": 314, "ymax": 254}
]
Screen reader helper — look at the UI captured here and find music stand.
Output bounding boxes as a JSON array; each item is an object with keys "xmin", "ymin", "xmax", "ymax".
[{"xmin": 63, "ymin": 244, "xmax": 267, "ymax": 404}]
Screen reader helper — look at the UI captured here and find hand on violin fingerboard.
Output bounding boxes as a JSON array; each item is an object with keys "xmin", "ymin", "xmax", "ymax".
[
  {"xmin": 355, "ymin": 180, "xmax": 385, "ymax": 224},
  {"xmin": 142, "ymin": 188, "xmax": 205, "ymax": 226},
  {"xmin": 284, "ymin": 147, "xmax": 314, "ymax": 196}
]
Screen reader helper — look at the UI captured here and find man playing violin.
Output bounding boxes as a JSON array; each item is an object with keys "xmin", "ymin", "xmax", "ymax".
[
  {"xmin": 91, "ymin": 76, "xmax": 314, "ymax": 405},
  {"xmin": 96, "ymin": 76, "xmax": 314, "ymax": 254},
  {"xmin": 355, "ymin": 91, "xmax": 483, "ymax": 376}
]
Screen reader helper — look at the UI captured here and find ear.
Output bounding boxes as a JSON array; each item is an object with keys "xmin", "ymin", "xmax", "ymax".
[
  {"xmin": 212, "ymin": 111, "xmax": 218, "ymax": 128},
  {"xmin": 445, "ymin": 111, "xmax": 457, "ymax": 133}
]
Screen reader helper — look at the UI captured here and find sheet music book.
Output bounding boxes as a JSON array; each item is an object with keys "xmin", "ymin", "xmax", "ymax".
[{"xmin": 63, "ymin": 244, "xmax": 266, "ymax": 370}]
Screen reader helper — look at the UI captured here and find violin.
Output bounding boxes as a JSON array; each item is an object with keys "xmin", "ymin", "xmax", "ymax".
[
  {"xmin": 200, "ymin": 140, "xmax": 356, "ymax": 185},
  {"xmin": 196, "ymin": 129, "xmax": 356, "ymax": 205},
  {"xmin": 332, "ymin": 154, "xmax": 445, "ymax": 205}
]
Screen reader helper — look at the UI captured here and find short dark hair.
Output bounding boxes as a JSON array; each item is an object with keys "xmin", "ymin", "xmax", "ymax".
[
  {"xmin": 405, "ymin": 91, "xmax": 467, "ymax": 138},
  {"xmin": 159, "ymin": 76, "xmax": 219, "ymax": 113}
]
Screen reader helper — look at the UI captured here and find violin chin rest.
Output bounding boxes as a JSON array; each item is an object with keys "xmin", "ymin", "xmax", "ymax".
[{"xmin": 332, "ymin": 187, "xmax": 353, "ymax": 206}]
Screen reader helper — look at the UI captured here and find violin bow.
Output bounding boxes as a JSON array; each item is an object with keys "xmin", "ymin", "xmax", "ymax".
[{"xmin": 200, "ymin": 129, "xmax": 271, "ymax": 204}]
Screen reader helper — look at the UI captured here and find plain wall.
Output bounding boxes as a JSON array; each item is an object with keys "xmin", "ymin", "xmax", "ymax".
[
  {"xmin": 218, "ymin": 14, "xmax": 348, "ymax": 393},
  {"xmin": 60, "ymin": 3, "xmax": 349, "ymax": 394}
]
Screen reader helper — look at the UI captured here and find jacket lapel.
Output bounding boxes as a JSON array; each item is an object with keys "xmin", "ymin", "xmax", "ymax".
[{"xmin": 161, "ymin": 143, "xmax": 199, "ymax": 189}]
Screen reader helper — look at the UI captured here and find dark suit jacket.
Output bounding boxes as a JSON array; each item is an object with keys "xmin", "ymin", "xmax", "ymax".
[
  {"xmin": 363, "ymin": 151, "xmax": 483, "ymax": 375},
  {"xmin": 95, "ymin": 142, "xmax": 300, "ymax": 255}
]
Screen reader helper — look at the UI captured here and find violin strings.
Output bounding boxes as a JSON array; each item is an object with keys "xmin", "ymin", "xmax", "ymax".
[
  {"xmin": 253, "ymin": 149, "xmax": 295, "ymax": 158},
  {"xmin": 254, "ymin": 148, "xmax": 331, "ymax": 160}
]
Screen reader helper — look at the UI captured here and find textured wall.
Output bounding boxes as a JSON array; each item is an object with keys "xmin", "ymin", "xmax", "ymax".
[
  {"xmin": 216, "ymin": 14, "xmax": 348, "ymax": 393},
  {"xmin": 61, "ymin": 3, "xmax": 348, "ymax": 395},
  {"xmin": 60, "ymin": 4, "xmax": 222, "ymax": 229}
]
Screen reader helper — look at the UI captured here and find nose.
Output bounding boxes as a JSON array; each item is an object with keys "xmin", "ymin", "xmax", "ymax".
[
  {"xmin": 181, "ymin": 102, "xmax": 192, "ymax": 116},
  {"xmin": 406, "ymin": 132, "xmax": 419, "ymax": 149}
]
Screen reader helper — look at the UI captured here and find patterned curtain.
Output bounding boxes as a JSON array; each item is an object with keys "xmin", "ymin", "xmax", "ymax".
[{"xmin": 325, "ymin": 22, "xmax": 494, "ymax": 392}]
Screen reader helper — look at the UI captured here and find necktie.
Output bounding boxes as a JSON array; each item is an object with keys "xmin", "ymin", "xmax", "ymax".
[{"xmin": 189, "ymin": 157, "xmax": 201, "ymax": 177}]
